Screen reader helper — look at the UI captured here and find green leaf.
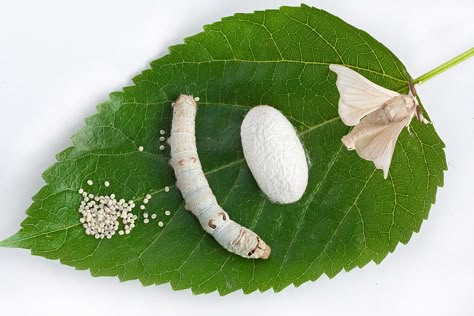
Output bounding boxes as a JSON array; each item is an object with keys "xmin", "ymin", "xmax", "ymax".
[{"xmin": 0, "ymin": 5, "xmax": 446, "ymax": 295}]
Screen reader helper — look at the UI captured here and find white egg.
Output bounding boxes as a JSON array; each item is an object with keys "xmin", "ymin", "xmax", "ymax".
[{"xmin": 241, "ymin": 105, "xmax": 308, "ymax": 204}]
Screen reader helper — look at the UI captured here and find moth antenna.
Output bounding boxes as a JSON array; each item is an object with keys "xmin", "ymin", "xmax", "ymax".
[{"xmin": 408, "ymin": 76, "xmax": 417, "ymax": 97}]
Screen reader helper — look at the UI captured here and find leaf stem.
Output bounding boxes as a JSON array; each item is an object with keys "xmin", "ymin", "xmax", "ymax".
[{"xmin": 413, "ymin": 47, "xmax": 474, "ymax": 85}]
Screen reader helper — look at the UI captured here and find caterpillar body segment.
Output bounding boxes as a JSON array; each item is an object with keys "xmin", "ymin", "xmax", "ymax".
[{"xmin": 168, "ymin": 95, "xmax": 271, "ymax": 259}]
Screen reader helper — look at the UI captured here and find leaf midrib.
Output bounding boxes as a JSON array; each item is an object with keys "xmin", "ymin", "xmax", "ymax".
[{"xmin": 161, "ymin": 59, "xmax": 407, "ymax": 84}]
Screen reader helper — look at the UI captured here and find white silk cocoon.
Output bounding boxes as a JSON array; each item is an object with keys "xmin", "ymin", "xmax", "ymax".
[{"xmin": 241, "ymin": 106, "xmax": 308, "ymax": 204}]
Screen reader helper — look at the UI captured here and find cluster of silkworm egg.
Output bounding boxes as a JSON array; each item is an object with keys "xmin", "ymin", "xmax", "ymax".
[
  {"xmin": 78, "ymin": 187, "xmax": 137, "ymax": 239},
  {"xmin": 78, "ymin": 176, "xmax": 174, "ymax": 239},
  {"xmin": 80, "ymin": 130, "xmax": 173, "ymax": 239}
]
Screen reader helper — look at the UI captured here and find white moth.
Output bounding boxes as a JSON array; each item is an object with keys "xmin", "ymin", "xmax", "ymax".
[
  {"xmin": 241, "ymin": 105, "xmax": 308, "ymax": 204},
  {"xmin": 329, "ymin": 64, "xmax": 429, "ymax": 178},
  {"xmin": 168, "ymin": 95, "xmax": 271, "ymax": 259}
]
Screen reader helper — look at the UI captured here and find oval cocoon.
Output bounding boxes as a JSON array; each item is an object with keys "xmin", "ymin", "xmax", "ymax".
[{"xmin": 241, "ymin": 105, "xmax": 308, "ymax": 204}]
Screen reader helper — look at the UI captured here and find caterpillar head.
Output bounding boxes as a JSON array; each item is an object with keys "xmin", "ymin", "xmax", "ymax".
[
  {"xmin": 210, "ymin": 214, "xmax": 271, "ymax": 260},
  {"xmin": 233, "ymin": 227, "xmax": 271, "ymax": 260}
]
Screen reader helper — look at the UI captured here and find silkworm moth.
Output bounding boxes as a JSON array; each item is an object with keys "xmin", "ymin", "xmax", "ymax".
[
  {"xmin": 168, "ymin": 95, "xmax": 271, "ymax": 259},
  {"xmin": 329, "ymin": 64, "xmax": 430, "ymax": 179},
  {"xmin": 241, "ymin": 105, "xmax": 308, "ymax": 204}
]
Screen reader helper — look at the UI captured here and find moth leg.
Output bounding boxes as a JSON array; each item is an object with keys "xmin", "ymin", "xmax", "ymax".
[{"xmin": 415, "ymin": 105, "xmax": 431, "ymax": 124}]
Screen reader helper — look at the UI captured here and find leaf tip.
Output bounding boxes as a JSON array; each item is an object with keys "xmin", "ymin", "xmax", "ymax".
[{"xmin": 0, "ymin": 232, "xmax": 21, "ymax": 248}]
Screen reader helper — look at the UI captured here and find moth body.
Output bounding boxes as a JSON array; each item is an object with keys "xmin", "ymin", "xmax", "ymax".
[
  {"xmin": 342, "ymin": 95, "xmax": 416, "ymax": 150},
  {"xmin": 384, "ymin": 95, "xmax": 417, "ymax": 121}
]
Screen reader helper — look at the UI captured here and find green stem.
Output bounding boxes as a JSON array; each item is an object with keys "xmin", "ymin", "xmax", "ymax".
[{"xmin": 413, "ymin": 47, "xmax": 474, "ymax": 85}]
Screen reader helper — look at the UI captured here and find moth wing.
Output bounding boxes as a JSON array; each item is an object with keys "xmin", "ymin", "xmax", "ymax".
[
  {"xmin": 354, "ymin": 117, "xmax": 410, "ymax": 179},
  {"xmin": 329, "ymin": 64, "xmax": 400, "ymax": 126}
]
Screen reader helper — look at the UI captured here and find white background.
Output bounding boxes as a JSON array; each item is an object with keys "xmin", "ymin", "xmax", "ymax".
[{"xmin": 1, "ymin": 0, "xmax": 473, "ymax": 315}]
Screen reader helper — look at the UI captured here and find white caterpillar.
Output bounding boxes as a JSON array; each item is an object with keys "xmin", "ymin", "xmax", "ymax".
[{"xmin": 168, "ymin": 95, "xmax": 271, "ymax": 259}]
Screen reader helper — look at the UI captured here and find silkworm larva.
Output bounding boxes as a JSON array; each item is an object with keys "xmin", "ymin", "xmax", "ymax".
[{"xmin": 168, "ymin": 95, "xmax": 271, "ymax": 259}]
